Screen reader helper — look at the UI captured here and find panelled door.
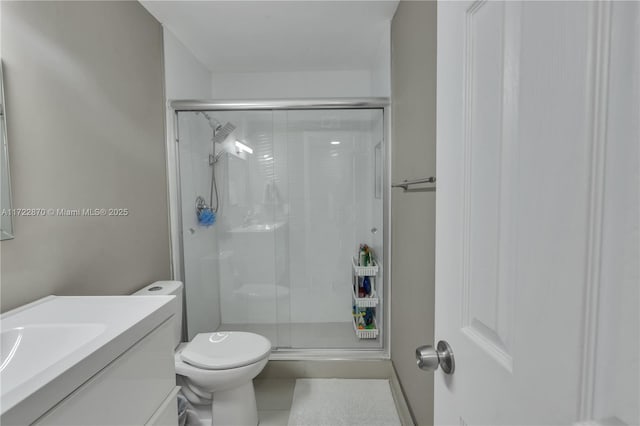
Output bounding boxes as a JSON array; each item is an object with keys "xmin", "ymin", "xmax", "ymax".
[{"xmin": 431, "ymin": 1, "xmax": 639, "ymax": 424}]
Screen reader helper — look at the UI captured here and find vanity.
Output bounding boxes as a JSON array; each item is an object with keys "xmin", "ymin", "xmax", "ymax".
[{"xmin": 0, "ymin": 295, "xmax": 179, "ymax": 425}]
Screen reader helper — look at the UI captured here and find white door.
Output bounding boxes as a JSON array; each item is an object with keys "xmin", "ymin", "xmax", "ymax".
[{"xmin": 433, "ymin": 1, "xmax": 639, "ymax": 425}]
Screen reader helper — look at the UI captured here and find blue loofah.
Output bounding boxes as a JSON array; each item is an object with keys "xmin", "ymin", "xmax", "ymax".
[{"xmin": 197, "ymin": 208, "xmax": 216, "ymax": 227}]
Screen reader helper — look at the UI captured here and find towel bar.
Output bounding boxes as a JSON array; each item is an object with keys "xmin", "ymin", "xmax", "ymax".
[{"xmin": 392, "ymin": 177, "xmax": 436, "ymax": 191}]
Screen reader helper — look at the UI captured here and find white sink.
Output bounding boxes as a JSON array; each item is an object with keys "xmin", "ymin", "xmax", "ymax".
[
  {"xmin": 0, "ymin": 295, "xmax": 176, "ymax": 425},
  {"xmin": 1, "ymin": 323, "xmax": 106, "ymax": 394}
]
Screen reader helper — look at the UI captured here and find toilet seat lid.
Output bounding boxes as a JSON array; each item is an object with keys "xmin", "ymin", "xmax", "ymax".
[{"xmin": 180, "ymin": 332, "xmax": 271, "ymax": 370}]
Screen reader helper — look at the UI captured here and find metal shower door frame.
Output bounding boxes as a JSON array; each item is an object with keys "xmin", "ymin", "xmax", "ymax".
[{"xmin": 168, "ymin": 98, "xmax": 391, "ymax": 360}]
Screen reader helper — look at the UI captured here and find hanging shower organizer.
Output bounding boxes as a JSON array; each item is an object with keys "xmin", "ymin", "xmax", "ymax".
[{"xmin": 352, "ymin": 257, "xmax": 380, "ymax": 339}]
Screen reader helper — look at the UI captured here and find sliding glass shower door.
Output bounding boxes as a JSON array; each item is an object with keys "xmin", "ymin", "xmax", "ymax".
[{"xmin": 177, "ymin": 107, "xmax": 384, "ymax": 351}]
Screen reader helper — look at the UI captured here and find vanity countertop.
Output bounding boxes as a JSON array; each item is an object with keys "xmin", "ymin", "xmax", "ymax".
[{"xmin": 0, "ymin": 295, "xmax": 176, "ymax": 424}]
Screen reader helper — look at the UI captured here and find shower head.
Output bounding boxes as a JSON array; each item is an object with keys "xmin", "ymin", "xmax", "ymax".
[
  {"xmin": 213, "ymin": 122, "xmax": 237, "ymax": 144},
  {"xmin": 196, "ymin": 111, "xmax": 236, "ymax": 144}
]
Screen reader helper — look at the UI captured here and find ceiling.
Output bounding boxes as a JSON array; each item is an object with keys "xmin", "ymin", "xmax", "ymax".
[{"xmin": 140, "ymin": 1, "xmax": 399, "ymax": 73}]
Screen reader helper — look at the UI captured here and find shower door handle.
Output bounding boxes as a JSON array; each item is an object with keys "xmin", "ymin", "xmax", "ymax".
[{"xmin": 415, "ymin": 340, "xmax": 455, "ymax": 374}]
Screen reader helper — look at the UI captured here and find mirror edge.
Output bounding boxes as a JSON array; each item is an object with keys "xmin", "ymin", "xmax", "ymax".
[{"xmin": 0, "ymin": 59, "xmax": 15, "ymax": 241}]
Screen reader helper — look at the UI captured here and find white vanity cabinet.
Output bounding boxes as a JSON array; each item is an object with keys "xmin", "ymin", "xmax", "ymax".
[
  {"xmin": 0, "ymin": 295, "xmax": 179, "ymax": 426},
  {"xmin": 33, "ymin": 319, "xmax": 178, "ymax": 426}
]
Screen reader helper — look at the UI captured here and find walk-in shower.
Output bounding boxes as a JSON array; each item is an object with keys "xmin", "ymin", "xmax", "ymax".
[{"xmin": 171, "ymin": 99, "xmax": 389, "ymax": 357}]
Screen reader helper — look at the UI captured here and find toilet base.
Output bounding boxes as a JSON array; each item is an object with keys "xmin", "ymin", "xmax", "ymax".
[{"xmin": 211, "ymin": 382, "xmax": 258, "ymax": 426}]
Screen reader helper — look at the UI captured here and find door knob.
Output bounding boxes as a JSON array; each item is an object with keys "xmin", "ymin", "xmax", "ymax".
[{"xmin": 416, "ymin": 340, "xmax": 455, "ymax": 374}]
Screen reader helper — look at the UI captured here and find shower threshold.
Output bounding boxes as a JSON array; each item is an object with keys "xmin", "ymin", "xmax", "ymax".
[{"xmin": 217, "ymin": 322, "xmax": 383, "ymax": 353}]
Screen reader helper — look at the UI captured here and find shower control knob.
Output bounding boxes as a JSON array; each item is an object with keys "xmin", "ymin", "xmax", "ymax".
[
  {"xmin": 371, "ymin": 227, "xmax": 378, "ymax": 234},
  {"xmin": 416, "ymin": 340, "xmax": 455, "ymax": 374}
]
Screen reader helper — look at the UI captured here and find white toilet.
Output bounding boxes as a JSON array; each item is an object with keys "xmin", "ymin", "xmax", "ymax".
[{"xmin": 134, "ymin": 281, "xmax": 271, "ymax": 426}]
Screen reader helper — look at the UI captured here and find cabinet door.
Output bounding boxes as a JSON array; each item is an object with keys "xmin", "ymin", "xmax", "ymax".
[
  {"xmin": 35, "ymin": 319, "xmax": 176, "ymax": 426},
  {"xmin": 146, "ymin": 387, "xmax": 180, "ymax": 426}
]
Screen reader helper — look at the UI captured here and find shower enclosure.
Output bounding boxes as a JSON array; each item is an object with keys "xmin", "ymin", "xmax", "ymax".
[{"xmin": 172, "ymin": 99, "xmax": 389, "ymax": 356}]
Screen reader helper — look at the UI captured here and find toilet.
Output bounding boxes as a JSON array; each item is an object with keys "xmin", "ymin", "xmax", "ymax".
[{"xmin": 134, "ymin": 281, "xmax": 271, "ymax": 426}]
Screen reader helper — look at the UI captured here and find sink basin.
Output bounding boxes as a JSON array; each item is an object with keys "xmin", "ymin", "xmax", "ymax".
[
  {"xmin": 0, "ymin": 294, "xmax": 176, "ymax": 425},
  {"xmin": 1, "ymin": 323, "xmax": 106, "ymax": 394}
]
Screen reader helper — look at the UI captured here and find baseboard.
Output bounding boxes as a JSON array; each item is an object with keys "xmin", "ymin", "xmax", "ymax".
[{"xmin": 389, "ymin": 363, "xmax": 416, "ymax": 426}]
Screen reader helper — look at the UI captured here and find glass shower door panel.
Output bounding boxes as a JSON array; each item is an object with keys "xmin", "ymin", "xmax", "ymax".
[
  {"xmin": 178, "ymin": 107, "xmax": 384, "ymax": 351},
  {"xmin": 178, "ymin": 110, "xmax": 288, "ymax": 348},
  {"xmin": 177, "ymin": 111, "xmax": 224, "ymax": 340},
  {"xmin": 284, "ymin": 109, "xmax": 384, "ymax": 349},
  {"xmin": 215, "ymin": 111, "xmax": 282, "ymax": 347}
]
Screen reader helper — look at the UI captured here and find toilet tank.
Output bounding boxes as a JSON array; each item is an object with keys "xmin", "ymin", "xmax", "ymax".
[{"xmin": 133, "ymin": 281, "xmax": 183, "ymax": 348}]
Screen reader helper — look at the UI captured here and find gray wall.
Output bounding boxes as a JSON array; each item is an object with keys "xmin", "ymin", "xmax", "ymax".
[
  {"xmin": 390, "ymin": 2, "xmax": 437, "ymax": 425},
  {"xmin": 0, "ymin": 1, "xmax": 170, "ymax": 312}
]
